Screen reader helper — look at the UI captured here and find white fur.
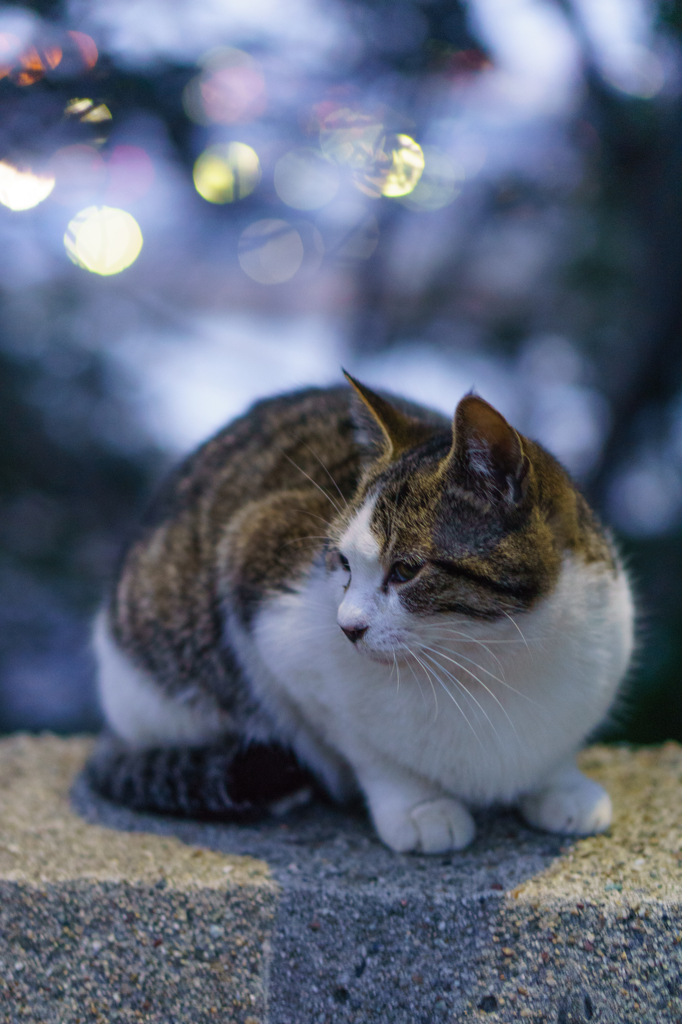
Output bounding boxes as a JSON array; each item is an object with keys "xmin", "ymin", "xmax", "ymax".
[
  {"xmin": 94, "ymin": 611, "xmax": 232, "ymax": 748},
  {"xmin": 518, "ymin": 758, "xmax": 612, "ymax": 835},
  {"xmin": 238, "ymin": 494, "xmax": 634, "ymax": 852},
  {"xmin": 95, "ymin": 489, "xmax": 634, "ymax": 853}
]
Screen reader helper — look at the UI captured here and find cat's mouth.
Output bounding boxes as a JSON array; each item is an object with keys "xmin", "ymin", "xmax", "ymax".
[
  {"xmin": 362, "ymin": 643, "xmax": 414, "ymax": 666},
  {"xmin": 364, "ymin": 649, "xmax": 396, "ymax": 665}
]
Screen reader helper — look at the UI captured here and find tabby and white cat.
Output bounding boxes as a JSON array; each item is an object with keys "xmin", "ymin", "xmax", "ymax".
[{"xmin": 89, "ymin": 375, "xmax": 634, "ymax": 854}]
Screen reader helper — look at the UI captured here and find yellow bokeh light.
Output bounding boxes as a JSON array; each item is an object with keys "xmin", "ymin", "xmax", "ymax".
[
  {"xmin": 64, "ymin": 206, "xmax": 143, "ymax": 276},
  {"xmin": 0, "ymin": 160, "xmax": 55, "ymax": 211},
  {"xmin": 193, "ymin": 143, "xmax": 260, "ymax": 204},
  {"xmin": 238, "ymin": 219, "xmax": 304, "ymax": 284},
  {"xmin": 274, "ymin": 148, "xmax": 339, "ymax": 210},
  {"xmin": 318, "ymin": 109, "xmax": 424, "ymax": 201},
  {"xmin": 379, "ymin": 135, "xmax": 425, "ymax": 197},
  {"xmin": 399, "ymin": 147, "xmax": 464, "ymax": 211},
  {"xmin": 80, "ymin": 103, "xmax": 112, "ymax": 123},
  {"xmin": 65, "ymin": 97, "xmax": 94, "ymax": 116},
  {"xmin": 353, "ymin": 134, "xmax": 424, "ymax": 199}
]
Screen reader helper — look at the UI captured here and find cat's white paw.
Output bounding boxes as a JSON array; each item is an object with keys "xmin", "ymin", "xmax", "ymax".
[
  {"xmin": 411, "ymin": 798, "xmax": 476, "ymax": 853},
  {"xmin": 374, "ymin": 797, "xmax": 475, "ymax": 853},
  {"xmin": 519, "ymin": 774, "xmax": 612, "ymax": 836}
]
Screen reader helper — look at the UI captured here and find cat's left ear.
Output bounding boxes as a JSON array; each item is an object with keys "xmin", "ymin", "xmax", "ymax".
[
  {"xmin": 343, "ymin": 371, "xmax": 433, "ymax": 460},
  {"xmin": 446, "ymin": 393, "xmax": 530, "ymax": 505}
]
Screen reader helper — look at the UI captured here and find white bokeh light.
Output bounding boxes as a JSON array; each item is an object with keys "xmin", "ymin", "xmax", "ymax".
[
  {"xmin": 572, "ymin": 0, "xmax": 664, "ymax": 98},
  {"xmin": 354, "ymin": 344, "xmax": 519, "ymax": 425},
  {"xmin": 67, "ymin": 0, "xmax": 355, "ymax": 69},
  {"xmin": 109, "ymin": 314, "xmax": 345, "ymax": 452},
  {"xmin": 0, "ymin": 161, "xmax": 55, "ymax": 211},
  {"xmin": 64, "ymin": 206, "xmax": 143, "ymax": 276},
  {"xmin": 467, "ymin": 0, "xmax": 581, "ymax": 116},
  {"xmin": 608, "ymin": 460, "xmax": 682, "ymax": 537}
]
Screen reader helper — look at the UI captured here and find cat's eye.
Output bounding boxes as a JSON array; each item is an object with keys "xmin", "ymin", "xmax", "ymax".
[
  {"xmin": 339, "ymin": 553, "xmax": 351, "ymax": 573},
  {"xmin": 388, "ymin": 561, "xmax": 422, "ymax": 584}
]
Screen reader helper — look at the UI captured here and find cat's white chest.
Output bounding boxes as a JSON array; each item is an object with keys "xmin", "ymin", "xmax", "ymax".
[{"xmin": 246, "ymin": 554, "xmax": 633, "ymax": 807}]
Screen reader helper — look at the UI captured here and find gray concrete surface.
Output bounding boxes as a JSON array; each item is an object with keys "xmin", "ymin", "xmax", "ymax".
[{"xmin": 1, "ymin": 736, "xmax": 682, "ymax": 1023}]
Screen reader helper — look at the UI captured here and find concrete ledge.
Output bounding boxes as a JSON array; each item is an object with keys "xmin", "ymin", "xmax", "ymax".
[
  {"xmin": 1, "ymin": 736, "xmax": 682, "ymax": 1023},
  {"xmin": 0, "ymin": 736, "xmax": 274, "ymax": 1024}
]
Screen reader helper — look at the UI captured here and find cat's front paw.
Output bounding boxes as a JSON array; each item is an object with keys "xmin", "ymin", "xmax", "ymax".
[
  {"xmin": 374, "ymin": 797, "xmax": 476, "ymax": 853},
  {"xmin": 519, "ymin": 775, "xmax": 612, "ymax": 836}
]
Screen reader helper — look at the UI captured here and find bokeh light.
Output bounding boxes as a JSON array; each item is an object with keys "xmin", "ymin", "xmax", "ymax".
[
  {"xmin": 82, "ymin": 104, "xmax": 112, "ymax": 123},
  {"xmin": 319, "ymin": 108, "xmax": 384, "ymax": 169},
  {"xmin": 193, "ymin": 143, "xmax": 260, "ymax": 204},
  {"xmin": 399, "ymin": 147, "xmax": 464, "ymax": 211},
  {"xmin": 238, "ymin": 219, "xmax": 304, "ymax": 283},
  {"xmin": 64, "ymin": 206, "xmax": 143, "ymax": 276},
  {"xmin": 318, "ymin": 109, "xmax": 423, "ymax": 200},
  {"xmin": 274, "ymin": 148, "xmax": 339, "ymax": 210},
  {"xmin": 0, "ymin": 28, "xmax": 96, "ymax": 82},
  {"xmin": 67, "ymin": 31, "xmax": 98, "ymax": 70},
  {"xmin": 355, "ymin": 134, "xmax": 425, "ymax": 199},
  {"xmin": 11, "ymin": 42, "xmax": 61, "ymax": 85},
  {"xmin": 0, "ymin": 32, "xmax": 21, "ymax": 78},
  {"xmin": 65, "ymin": 98, "xmax": 112, "ymax": 124},
  {"xmin": 0, "ymin": 160, "xmax": 55, "ymax": 211},
  {"xmin": 295, "ymin": 220, "xmax": 325, "ymax": 274},
  {"xmin": 183, "ymin": 48, "xmax": 266, "ymax": 126},
  {"xmin": 65, "ymin": 98, "xmax": 94, "ymax": 117}
]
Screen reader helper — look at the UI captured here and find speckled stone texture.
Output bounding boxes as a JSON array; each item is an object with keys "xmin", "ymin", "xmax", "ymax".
[
  {"xmin": 2, "ymin": 736, "xmax": 682, "ymax": 1024},
  {"xmin": 0, "ymin": 735, "xmax": 275, "ymax": 1024}
]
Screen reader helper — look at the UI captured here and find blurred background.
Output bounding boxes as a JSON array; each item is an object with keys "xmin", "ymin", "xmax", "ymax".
[{"xmin": 0, "ymin": 0, "xmax": 681, "ymax": 740}]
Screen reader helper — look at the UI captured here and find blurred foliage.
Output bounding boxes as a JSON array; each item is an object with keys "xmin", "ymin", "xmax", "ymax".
[
  {"xmin": 0, "ymin": 284, "xmax": 163, "ymax": 731},
  {"xmin": 599, "ymin": 536, "xmax": 682, "ymax": 743}
]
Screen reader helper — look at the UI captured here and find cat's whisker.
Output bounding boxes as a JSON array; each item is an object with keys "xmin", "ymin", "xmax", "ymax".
[
  {"xmin": 418, "ymin": 646, "xmax": 516, "ymax": 741},
  {"xmin": 402, "ymin": 645, "xmax": 429, "ymax": 711},
  {"xmin": 288, "ymin": 435, "xmax": 349, "ymax": 510},
  {"xmin": 417, "ymin": 626, "xmax": 507, "ymax": 674},
  {"xmin": 407, "ymin": 649, "xmax": 440, "ymax": 719},
  {"xmin": 279, "ymin": 450, "xmax": 344, "ymax": 517},
  {"xmin": 418, "ymin": 624, "xmax": 536, "ymax": 644},
  {"xmin": 288, "ymin": 508, "xmax": 334, "ymax": 528},
  {"xmin": 418, "ymin": 625, "xmax": 526, "ymax": 641},
  {"xmin": 417, "ymin": 640, "xmax": 541, "ymax": 710},
  {"xmin": 426, "ymin": 633, "xmax": 507, "ymax": 683},
  {"xmin": 413, "ymin": 651, "xmax": 486, "ymax": 749},
  {"xmin": 417, "ymin": 640, "xmax": 509, "ymax": 690},
  {"xmin": 418, "ymin": 649, "xmax": 502, "ymax": 743},
  {"xmin": 420, "ymin": 637, "xmax": 508, "ymax": 688},
  {"xmin": 503, "ymin": 610, "xmax": 531, "ymax": 654}
]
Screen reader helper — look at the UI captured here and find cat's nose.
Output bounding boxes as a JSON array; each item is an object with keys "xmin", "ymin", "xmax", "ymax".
[{"xmin": 341, "ymin": 625, "xmax": 368, "ymax": 644}]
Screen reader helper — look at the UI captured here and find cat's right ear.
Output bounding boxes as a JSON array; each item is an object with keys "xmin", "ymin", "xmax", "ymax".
[
  {"xmin": 445, "ymin": 393, "xmax": 530, "ymax": 505},
  {"xmin": 343, "ymin": 371, "xmax": 433, "ymax": 461}
]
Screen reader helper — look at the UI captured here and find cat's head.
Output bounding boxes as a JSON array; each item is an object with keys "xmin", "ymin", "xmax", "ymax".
[{"xmin": 327, "ymin": 373, "xmax": 608, "ymax": 659}]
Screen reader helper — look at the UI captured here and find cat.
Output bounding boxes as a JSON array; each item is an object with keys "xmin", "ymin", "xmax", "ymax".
[{"xmin": 87, "ymin": 373, "xmax": 634, "ymax": 854}]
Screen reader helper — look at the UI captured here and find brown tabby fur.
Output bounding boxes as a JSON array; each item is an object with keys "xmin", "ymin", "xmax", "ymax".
[{"xmin": 109, "ymin": 378, "xmax": 614, "ymax": 721}]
